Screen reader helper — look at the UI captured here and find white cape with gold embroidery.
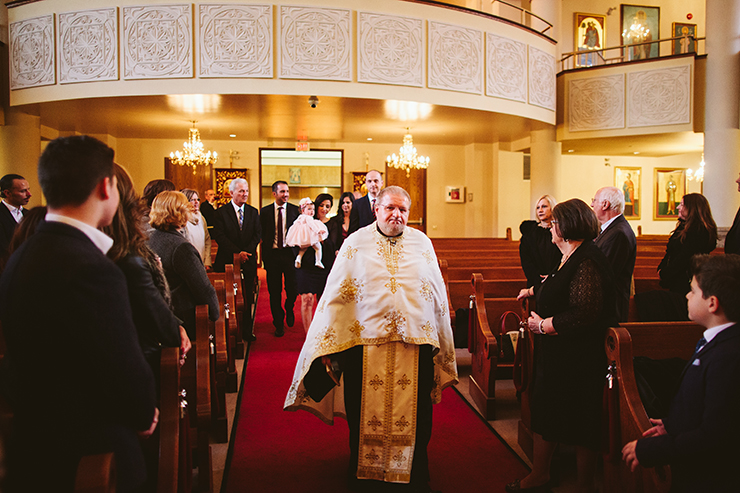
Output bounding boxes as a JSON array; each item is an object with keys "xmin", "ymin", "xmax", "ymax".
[{"xmin": 284, "ymin": 223, "xmax": 458, "ymax": 423}]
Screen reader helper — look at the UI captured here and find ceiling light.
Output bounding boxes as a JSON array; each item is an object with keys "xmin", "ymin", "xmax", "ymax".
[
  {"xmin": 568, "ymin": 149, "xmax": 574, "ymax": 153},
  {"xmin": 170, "ymin": 121, "xmax": 218, "ymax": 175},
  {"xmin": 633, "ymin": 151, "xmax": 640, "ymax": 155},
  {"xmin": 687, "ymin": 154, "xmax": 705, "ymax": 183},
  {"xmin": 367, "ymin": 138, "xmax": 373, "ymax": 141},
  {"xmin": 386, "ymin": 127, "xmax": 429, "ymax": 177},
  {"xmin": 230, "ymin": 134, "xmax": 236, "ymax": 138}
]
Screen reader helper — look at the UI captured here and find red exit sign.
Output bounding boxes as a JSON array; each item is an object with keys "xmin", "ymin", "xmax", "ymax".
[{"xmin": 296, "ymin": 141, "xmax": 310, "ymax": 152}]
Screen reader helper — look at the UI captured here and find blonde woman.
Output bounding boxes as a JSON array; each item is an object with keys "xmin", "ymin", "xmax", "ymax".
[
  {"xmin": 180, "ymin": 188, "xmax": 212, "ymax": 270},
  {"xmin": 148, "ymin": 191, "xmax": 218, "ymax": 339}
]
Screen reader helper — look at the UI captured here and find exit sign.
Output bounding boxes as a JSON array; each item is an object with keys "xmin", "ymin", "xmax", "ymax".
[{"xmin": 296, "ymin": 141, "xmax": 310, "ymax": 152}]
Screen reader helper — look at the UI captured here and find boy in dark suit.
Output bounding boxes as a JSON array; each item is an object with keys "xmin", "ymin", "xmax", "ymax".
[
  {"xmin": 622, "ymin": 254, "xmax": 740, "ymax": 492},
  {"xmin": 0, "ymin": 136, "xmax": 158, "ymax": 492}
]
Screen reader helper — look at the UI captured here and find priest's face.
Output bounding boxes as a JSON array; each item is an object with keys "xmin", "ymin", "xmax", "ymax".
[{"xmin": 376, "ymin": 193, "xmax": 410, "ymax": 236}]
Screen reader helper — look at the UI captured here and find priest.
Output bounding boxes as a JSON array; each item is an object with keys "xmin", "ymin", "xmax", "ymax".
[{"xmin": 284, "ymin": 186, "xmax": 457, "ymax": 493}]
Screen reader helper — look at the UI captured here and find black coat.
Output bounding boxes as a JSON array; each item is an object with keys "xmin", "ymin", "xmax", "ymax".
[
  {"xmin": 530, "ymin": 241, "xmax": 616, "ymax": 450},
  {"xmin": 636, "ymin": 324, "xmax": 740, "ymax": 492},
  {"xmin": 211, "ymin": 202, "xmax": 261, "ymax": 273},
  {"xmin": 594, "ymin": 214, "xmax": 637, "ymax": 322},
  {"xmin": 658, "ymin": 222, "xmax": 716, "ymax": 295},
  {"xmin": 0, "ymin": 221, "xmax": 156, "ymax": 492},
  {"xmin": 724, "ymin": 207, "xmax": 740, "ymax": 255},
  {"xmin": 518, "ymin": 220, "xmax": 560, "ymax": 289},
  {"xmin": 348, "ymin": 195, "xmax": 376, "ymax": 235},
  {"xmin": 148, "ymin": 228, "xmax": 219, "ymax": 339},
  {"xmin": 0, "ymin": 204, "xmax": 26, "ymax": 256},
  {"xmin": 199, "ymin": 201, "xmax": 216, "ymax": 230}
]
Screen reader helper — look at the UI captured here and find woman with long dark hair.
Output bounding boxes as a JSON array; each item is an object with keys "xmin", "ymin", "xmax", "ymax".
[
  {"xmin": 102, "ymin": 165, "xmax": 190, "ymax": 372},
  {"xmin": 658, "ymin": 193, "xmax": 717, "ymax": 295},
  {"xmin": 329, "ymin": 191, "xmax": 354, "ymax": 252}
]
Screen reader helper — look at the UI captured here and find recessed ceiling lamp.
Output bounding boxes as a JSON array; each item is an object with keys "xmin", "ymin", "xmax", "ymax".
[{"xmin": 169, "ymin": 121, "xmax": 218, "ymax": 175}]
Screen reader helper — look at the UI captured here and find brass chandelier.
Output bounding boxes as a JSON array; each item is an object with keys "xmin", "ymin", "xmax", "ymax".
[
  {"xmin": 170, "ymin": 121, "xmax": 217, "ymax": 175},
  {"xmin": 386, "ymin": 127, "xmax": 430, "ymax": 177}
]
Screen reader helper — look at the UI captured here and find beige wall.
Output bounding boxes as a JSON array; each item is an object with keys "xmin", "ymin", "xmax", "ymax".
[{"xmin": 0, "ymin": 110, "xmax": 43, "ymax": 208}]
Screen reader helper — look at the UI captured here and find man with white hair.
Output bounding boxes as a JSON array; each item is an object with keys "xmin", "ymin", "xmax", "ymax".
[
  {"xmin": 285, "ymin": 186, "xmax": 457, "ymax": 493},
  {"xmin": 212, "ymin": 178, "xmax": 261, "ymax": 339},
  {"xmin": 591, "ymin": 186, "xmax": 637, "ymax": 321}
]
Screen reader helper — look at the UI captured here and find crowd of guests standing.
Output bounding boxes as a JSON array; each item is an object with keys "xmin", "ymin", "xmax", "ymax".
[{"xmin": 511, "ymin": 185, "xmax": 738, "ymax": 493}]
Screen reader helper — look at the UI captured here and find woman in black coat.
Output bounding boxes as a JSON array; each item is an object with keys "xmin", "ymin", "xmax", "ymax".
[
  {"xmin": 658, "ymin": 193, "xmax": 717, "ymax": 295},
  {"xmin": 519, "ymin": 194, "xmax": 561, "ymax": 289},
  {"xmin": 510, "ymin": 199, "xmax": 616, "ymax": 493},
  {"xmin": 148, "ymin": 191, "xmax": 219, "ymax": 340},
  {"xmin": 102, "ymin": 165, "xmax": 190, "ymax": 374}
]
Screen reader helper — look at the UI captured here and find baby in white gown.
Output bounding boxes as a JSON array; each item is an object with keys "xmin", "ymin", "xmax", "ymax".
[{"xmin": 285, "ymin": 197, "xmax": 328, "ymax": 269}]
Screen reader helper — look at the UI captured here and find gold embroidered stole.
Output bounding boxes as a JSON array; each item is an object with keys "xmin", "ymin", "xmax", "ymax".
[{"xmin": 357, "ymin": 342, "xmax": 418, "ymax": 483}]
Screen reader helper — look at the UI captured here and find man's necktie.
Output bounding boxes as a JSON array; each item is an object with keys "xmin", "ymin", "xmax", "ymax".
[
  {"xmin": 277, "ymin": 206, "xmax": 284, "ymax": 249},
  {"xmin": 371, "ymin": 198, "xmax": 376, "ymax": 218},
  {"xmin": 238, "ymin": 207, "xmax": 244, "ymax": 228},
  {"xmin": 690, "ymin": 336, "xmax": 707, "ymax": 362}
]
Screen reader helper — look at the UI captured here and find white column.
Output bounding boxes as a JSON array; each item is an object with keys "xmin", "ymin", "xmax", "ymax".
[
  {"xmin": 530, "ymin": 127, "xmax": 560, "ymax": 209},
  {"xmin": 704, "ymin": 0, "xmax": 740, "ymax": 227}
]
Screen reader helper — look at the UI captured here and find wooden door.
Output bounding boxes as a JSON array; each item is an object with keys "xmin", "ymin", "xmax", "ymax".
[
  {"xmin": 385, "ymin": 166, "xmax": 426, "ymax": 233},
  {"xmin": 164, "ymin": 157, "xmax": 213, "ymax": 193}
]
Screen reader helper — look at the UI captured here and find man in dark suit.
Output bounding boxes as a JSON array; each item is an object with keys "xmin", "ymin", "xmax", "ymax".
[
  {"xmin": 592, "ymin": 186, "xmax": 637, "ymax": 322},
  {"xmin": 723, "ymin": 173, "xmax": 740, "ymax": 255},
  {"xmin": 200, "ymin": 188, "xmax": 217, "ymax": 230},
  {"xmin": 211, "ymin": 178, "xmax": 261, "ymax": 339},
  {"xmin": 260, "ymin": 180, "xmax": 299, "ymax": 336},
  {"xmin": 622, "ymin": 254, "xmax": 740, "ymax": 492},
  {"xmin": 0, "ymin": 136, "xmax": 158, "ymax": 492},
  {"xmin": 348, "ymin": 169, "xmax": 383, "ymax": 235},
  {"xmin": 0, "ymin": 173, "xmax": 32, "ymax": 256}
]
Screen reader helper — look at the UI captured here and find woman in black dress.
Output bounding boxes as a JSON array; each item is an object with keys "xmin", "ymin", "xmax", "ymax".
[
  {"xmin": 296, "ymin": 193, "xmax": 336, "ymax": 332},
  {"xmin": 519, "ymin": 195, "xmax": 561, "ymax": 289},
  {"xmin": 510, "ymin": 199, "xmax": 616, "ymax": 493},
  {"xmin": 658, "ymin": 193, "xmax": 717, "ymax": 295},
  {"xmin": 328, "ymin": 191, "xmax": 354, "ymax": 253}
]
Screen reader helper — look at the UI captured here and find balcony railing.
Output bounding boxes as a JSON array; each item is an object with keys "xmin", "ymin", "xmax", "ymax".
[{"xmin": 560, "ymin": 35, "xmax": 706, "ymax": 72}]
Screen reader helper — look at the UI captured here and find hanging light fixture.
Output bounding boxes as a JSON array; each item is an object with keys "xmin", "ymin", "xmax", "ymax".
[
  {"xmin": 386, "ymin": 127, "xmax": 430, "ymax": 177},
  {"xmin": 170, "ymin": 121, "xmax": 218, "ymax": 175},
  {"xmin": 687, "ymin": 153, "xmax": 705, "ymax": 182}
]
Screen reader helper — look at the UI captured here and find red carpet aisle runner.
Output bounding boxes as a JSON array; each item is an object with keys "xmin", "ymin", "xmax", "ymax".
[{"xmin": 224, "ymin": 270, "xmax": 528, "ymax": 492}]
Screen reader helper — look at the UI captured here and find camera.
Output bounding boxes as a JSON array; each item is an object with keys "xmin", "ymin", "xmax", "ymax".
[{"xmin": 308, "ymin": 95, "xmax": 319, "ymax": 108}]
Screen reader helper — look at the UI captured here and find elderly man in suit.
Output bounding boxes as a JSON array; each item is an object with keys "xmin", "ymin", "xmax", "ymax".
[
  {"xmin": 0, "ymin": 174, "xmax": 31, "ymax": 256},
  {"xmin": 0, "ymin": 136, "xmax": 158, "ymax": 492},
  {"xmin": 348, "ymin": 169, "xmax": 383, "ymax": 235},
  {"xmin": 591, "ymin": 186, "xmax": 637, "ymax": 322},
  {"xmin": 622, "ymin": 254, "xmax": 740, "ymax": 492},
  {"xmin": 211, "ymin": 178, "xmax": 261, "ymax": 339},
  {"xmin": 260, "ymin": 180, "xmax": 300, "ymax": 336}
]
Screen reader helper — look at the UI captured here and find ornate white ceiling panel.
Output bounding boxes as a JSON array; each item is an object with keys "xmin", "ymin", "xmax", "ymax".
[
  {"xmin": 279, "ymin": 5, "xmax": 351, "ymax": 81},
  {"xmin": 123, "ymin": 4, "xmax": 193, "ymax": 80},
  {"xmin": 528, "ymin": 46, "xmax": 555, "ymax": 111},
  {"xmin": 357, "ymin": 11, "xmax": 423, "ymax": 87},
  {"xmin": 428, "ymin": 21, "xmax": 482, "ymax": 94},
  {"xmin": 10, "ymin": 15, "xmax": 56, "ymax": 90},
  {"xmin": 199, "ymin": 4, "xmax": 273, "ymax": 78},
  {"xmin": 569, "ymin": 75, "xmax": 625, "ymax": 131},
  {"xmin": 58, "ymin": 8, "xmax": 118, "ymax": 84},
  {"xmin": 627, "ymin": 66, "xmax": 691, "ymax": 127},
  {"xmin": 486, "ymin": 33, "xmax": 526, "ymax": 102}
]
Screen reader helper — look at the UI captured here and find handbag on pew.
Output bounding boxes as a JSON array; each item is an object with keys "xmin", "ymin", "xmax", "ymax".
[{"xmin": 498, "ymin": 311, "xmax": 521, "ymax": 363}]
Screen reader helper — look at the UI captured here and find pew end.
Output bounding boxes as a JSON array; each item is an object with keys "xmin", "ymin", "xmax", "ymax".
[{"xmin": 74, "ymin": 453, "xmax": 115, "ymax": 493}]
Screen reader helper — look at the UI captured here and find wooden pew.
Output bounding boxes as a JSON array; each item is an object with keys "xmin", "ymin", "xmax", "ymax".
[
  {"xmin": 447, "ymin": 278, "xmax": 527, "ymax": 314},
  {"xmin": 447, "ymin": 266, "xmax": 525, "ymax": 281},
  {"xmin": 207, "ymin": 279, "xmax": 229, "ymax": 444},
  {"xmin": 431, "ymin": 230, "xmax": 513, "ymax": 249},
  {"xmin": 157, "ymin": 346, "xmax": 190, "ymax": 493},
  {"xmin": 208, "ymin": 270, "xmax": 239, "ymax": 392},
  {"xmin": 602, "ymin": 322, "xmax": 705, "ymax": 493},
  {"xmin": 74, "ymin": 453, "xmax": 115, "ymax": 493},
  {"xmin": 468, "ymin": 273, "xmax": 526, "ymax": 420}
]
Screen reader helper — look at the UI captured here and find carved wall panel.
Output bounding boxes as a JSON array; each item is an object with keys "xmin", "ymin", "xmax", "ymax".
[
  {"xmin": 428, "ymin": 21, "xmax": 482, "ymax": 95},
  {"xmin": 569, "ymin": 75, "xmax": 625, "ymax": 131},
  {"xmin": 58, "ymin": 8, "xmax": 118, "ymax": 84},
  {"xmin": 357, "ymin": 12, "xmax": 422, "ymax": 87},
  {"xmin": 123, "ymin": 4, "xmax": 193, "ymax": 80},
  {"xmin": 279, "ymin": 5, "xmax": 351, "ymax": 81},
  {"xmin": 486, "ymin": 33, "xmax": 526, "ymax": 102},
  {"xmin": 199, "ymin": 4, "xmax": 272, "ymax": 78},
  {"xmin": 10, "ymin": 15, "xmax": 56, "ymax": 89},
  {"xmin": 528, "ymin": 46, "xmax": 555, "ymax": 111},
  {"xmin": 627, "ymin": 66, "xmax": 691, "ymax": 127}
]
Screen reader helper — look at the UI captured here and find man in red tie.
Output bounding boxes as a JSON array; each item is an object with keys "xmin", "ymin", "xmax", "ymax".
[
  {"xmin": 260, "ymin": 181, "xmax": 300, "ymax": 336},
  {"xmin": 348, "ymin": 169, "xmax": 383, "ymax": 235}
]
